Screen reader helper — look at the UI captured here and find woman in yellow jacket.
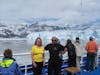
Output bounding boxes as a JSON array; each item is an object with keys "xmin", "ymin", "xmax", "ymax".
[{"xmin": 31, "ymin": 37, "xmax": 45, "ymax": 75}]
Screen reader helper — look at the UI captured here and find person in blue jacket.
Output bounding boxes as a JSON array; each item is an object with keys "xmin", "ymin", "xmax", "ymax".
[{"xmin": 0, "ymin": 49, "xmax": 23, "ymax": 75}]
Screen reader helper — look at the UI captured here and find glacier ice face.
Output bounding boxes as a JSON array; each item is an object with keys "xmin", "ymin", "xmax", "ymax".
[{"xmin": 26, "ymin": 30, "xmax": 100, "ymax": 46}]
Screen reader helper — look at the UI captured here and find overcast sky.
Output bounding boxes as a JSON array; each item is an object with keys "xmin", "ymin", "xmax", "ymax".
[{"xmin": 0, "ymin": 0, "xmax": 100, "ymax": 25}]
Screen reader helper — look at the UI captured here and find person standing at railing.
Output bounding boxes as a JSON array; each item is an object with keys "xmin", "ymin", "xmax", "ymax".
[
  {"xmin": 85, "ymin": 36, "xmax": 98, "ymax": 72},
  {"xmin": 31, "ymin": 37, "xmax": 45, "ymax": 75},
  {"xmin": 74, "ymin": 37, "xmax": 83, "ymax": 69},
  {"xmin": 45, "ymin": 36, "xmax": 66, "ymax": 75},
  {"xmin": 0, "ymin": 49, "xmax": 23, "ymax": 75},
  {"xmin": 65, "ymin": 39, "xmax": 76, "ymax": 75}
]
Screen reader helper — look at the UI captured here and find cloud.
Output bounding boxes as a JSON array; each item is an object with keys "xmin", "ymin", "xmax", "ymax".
[{"xmin": 0, "ymin": 0, "xmax": 100, "ymax": 25}]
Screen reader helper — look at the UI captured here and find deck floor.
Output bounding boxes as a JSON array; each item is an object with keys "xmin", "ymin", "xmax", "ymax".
[{"xmin": 64, "ymin": 64, "xmax": 100, "ymax": 75}]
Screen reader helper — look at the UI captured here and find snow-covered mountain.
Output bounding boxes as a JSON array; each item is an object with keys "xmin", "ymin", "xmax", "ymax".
[
  {"xmin": 0, "ymin": 21, "xmax": 100, "ymax": 38},
  {"xmin": 0, "ymin": 23, "xmax": 28, "ymax": 38}
]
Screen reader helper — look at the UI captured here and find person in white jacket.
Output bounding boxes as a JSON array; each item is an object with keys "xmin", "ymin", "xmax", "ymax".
[{"xmin": 74, "ymin": 37, "xmax": 83, "ymax": 69}]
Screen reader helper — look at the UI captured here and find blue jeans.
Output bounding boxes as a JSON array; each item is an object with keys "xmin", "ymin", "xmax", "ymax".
[{"xmin": 86, "ymin": 53, "xmax": 96, "ymax": 71}]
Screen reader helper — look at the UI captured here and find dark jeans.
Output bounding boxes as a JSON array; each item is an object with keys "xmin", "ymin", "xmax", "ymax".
[
  {"xmin": 32, "ymin": 62, "xmax": 43, "ymax": 75},
  {"xmin": 86, "ymin": 53, "xmax": 96, "ymax": 71},
  {"xmin": 48, "ymin": 59, "xmax": 62, "ymax": 75},
  {"xmin": 68, "ymin": 56, "xmax": 76, "ymax": 75}
]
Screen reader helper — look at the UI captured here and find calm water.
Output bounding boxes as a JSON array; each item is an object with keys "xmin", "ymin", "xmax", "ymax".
[
  {"xmin": 0, "ymin": 40, "xmax": 33, "ymax": 54},
  {"xmin": 0, "ymin": 40, "xmax": 33, "ymax": 65}
]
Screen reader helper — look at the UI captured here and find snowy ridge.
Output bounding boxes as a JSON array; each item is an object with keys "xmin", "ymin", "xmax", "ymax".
[{"xmin": 0, "ymin": 21, "xmax": 100, "ymax": 39}]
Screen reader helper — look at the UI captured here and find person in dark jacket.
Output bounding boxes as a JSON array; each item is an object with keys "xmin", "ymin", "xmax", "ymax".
[
  {"xmin": 0, "ymin": 49, "xmax": 23, "ymax": 75},
  {"xmin": 65, "ymin": 39, "xmax": 76, "ymax": 75},
  {"xmin": 45, "ymin": 36, "xmax": 66, "ymax": 75}
]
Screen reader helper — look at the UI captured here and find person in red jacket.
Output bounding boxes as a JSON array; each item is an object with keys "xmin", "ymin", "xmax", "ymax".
[{"xmin": 85, "ymin": 36, "xmax": 98, "ymax": 71}]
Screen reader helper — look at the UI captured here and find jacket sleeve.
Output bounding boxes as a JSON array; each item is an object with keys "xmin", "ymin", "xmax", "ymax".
[
  {"xmin": 60, "ymin": 44, "xmax": 64, "ymax": 51},
  {"xmin": 0, "ymin": 66, "xmax": 1, "ymax": 73},
  {"xmin": 15, "ymin": 63, "xmax": 23, "ymax": 75},
  {"xmin": 45, "ymin": 44, "xmax": 50, "ymax": 50},
  {"xmin": 95, "ymin": 42, "xmax": 98, "ymax": 51},
  {"xmin": 85, "ymin": 43, "xmax": 88, "ymax": 51}
]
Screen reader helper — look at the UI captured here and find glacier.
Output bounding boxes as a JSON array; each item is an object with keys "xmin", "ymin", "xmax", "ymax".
[{"xmin": 26, "ymin": 29, "xmax": 100, "ymax": 46}]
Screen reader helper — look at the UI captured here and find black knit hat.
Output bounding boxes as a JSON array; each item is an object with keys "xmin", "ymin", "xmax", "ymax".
[{"xmin": 76, "ymin": 37, "xmax": 79, "ymax": 40}]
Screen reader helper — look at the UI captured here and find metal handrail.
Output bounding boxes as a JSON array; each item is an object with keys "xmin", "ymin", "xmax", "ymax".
[{"xmin": 0, "ymin": 52, "xmax": 31, "ymax": 57}]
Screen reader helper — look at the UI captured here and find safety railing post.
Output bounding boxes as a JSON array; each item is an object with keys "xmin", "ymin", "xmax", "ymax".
[{"xmin": 24, "ymin": 63, "xmax": 27, "ymax": 75}]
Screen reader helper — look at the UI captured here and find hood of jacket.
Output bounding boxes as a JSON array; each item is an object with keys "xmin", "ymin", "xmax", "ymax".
[{"xmin": 0, "ymin": 59, "xmax": 14, "ymax": 68}]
